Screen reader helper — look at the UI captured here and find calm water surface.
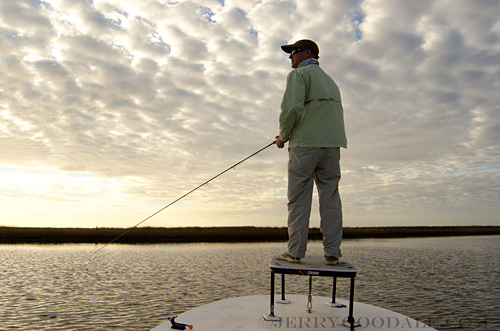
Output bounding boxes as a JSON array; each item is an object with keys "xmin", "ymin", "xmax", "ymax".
[{"xmin": 1, "ymin": 236, "xmax": 499, "ymax": 330}]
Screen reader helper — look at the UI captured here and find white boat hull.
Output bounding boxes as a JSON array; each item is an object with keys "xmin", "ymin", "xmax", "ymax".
[{"xmin": 152, "ymin": 294, "xmax": 435, "ymax": 330}]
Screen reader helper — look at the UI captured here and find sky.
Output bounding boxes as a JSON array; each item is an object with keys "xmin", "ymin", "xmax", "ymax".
[{"xmin": 1, "ymin": 0, "xmax": 499, "ymax": 229}]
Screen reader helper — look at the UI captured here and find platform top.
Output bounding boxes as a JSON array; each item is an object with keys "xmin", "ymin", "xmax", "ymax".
[{"xmin": 270, "ymin": 255, "xmax": 357, "ymax": 274}]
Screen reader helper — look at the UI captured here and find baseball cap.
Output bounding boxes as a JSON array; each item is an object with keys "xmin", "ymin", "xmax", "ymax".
[{"xmin": 281, "ymin": 39, "xmax": 319, "ymax": 57}]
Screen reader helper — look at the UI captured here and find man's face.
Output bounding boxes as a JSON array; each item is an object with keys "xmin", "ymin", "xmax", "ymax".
[{"xmin": 289, "ymin": 48, "xmax": 310, "ymax": 69}]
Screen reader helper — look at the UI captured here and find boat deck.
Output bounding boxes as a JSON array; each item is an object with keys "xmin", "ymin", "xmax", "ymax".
[{"xmin": 151, "ymin": 295, "xmax": 435, "ymax": 330}]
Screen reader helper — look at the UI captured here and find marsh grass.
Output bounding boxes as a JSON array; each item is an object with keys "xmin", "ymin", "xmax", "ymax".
[{"xmin": 1, "ymin": 225, "xmax": 499, "ymax": 244}]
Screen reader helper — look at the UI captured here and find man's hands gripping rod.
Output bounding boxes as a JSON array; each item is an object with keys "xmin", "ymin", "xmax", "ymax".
[{"xmin": 275, "ymin": 135, "xmax": 288, "ymax": 149}]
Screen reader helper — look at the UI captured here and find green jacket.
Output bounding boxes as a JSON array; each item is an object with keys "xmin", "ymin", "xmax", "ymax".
[{"xmin": 279, "ymin": 64, "xmax": 347, "ymax": 148}]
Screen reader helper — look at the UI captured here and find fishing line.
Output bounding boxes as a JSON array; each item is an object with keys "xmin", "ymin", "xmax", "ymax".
[
  {"xmin": 273, "ymin": 162, "xmax": 288, "ymax": 213},
  {"xmin": 91, "ymin": 141, "xmax": 276, "ymax": 257}
]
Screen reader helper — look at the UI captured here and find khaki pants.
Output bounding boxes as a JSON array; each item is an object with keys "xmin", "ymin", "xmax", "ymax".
[{"xmin": 287, "ymin": 147, "xmax": 343, "ymax": 259}]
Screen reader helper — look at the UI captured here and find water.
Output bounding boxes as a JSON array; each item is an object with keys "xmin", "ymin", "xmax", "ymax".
[{"xmin": 1, "ymin": 236, "xmax": 499, "ymax": 330}]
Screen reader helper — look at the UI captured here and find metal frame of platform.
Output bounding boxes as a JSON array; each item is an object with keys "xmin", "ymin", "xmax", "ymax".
[{"xmin": 265, "ymin": 255, "xmax": 359, "ymax": 330}]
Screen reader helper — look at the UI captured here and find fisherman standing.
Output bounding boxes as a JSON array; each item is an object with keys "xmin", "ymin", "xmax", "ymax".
[{"xmin": 275, "ymin": 39, "xmax": 347, "ymax": 265}]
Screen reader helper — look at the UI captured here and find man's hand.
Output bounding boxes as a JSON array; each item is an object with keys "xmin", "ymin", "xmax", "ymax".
[{"xmin": 275, "ymin": 135, "xmax": 286, "ymax": 149}]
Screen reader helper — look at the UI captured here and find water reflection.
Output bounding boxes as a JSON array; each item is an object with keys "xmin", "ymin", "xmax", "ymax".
[{"xmin": 0, "ymin": 236, "xmax": 498, "ymax": 330}]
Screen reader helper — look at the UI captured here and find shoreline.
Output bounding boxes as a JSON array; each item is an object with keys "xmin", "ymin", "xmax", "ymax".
[{"xmin": 1, "ymin": 225, "xmax": 499, "ymax": 244}]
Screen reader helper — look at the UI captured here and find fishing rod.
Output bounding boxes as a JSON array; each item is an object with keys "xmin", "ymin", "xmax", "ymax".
[{"xmin": 92, "ymin": 140, "xmax": 276, "ymax": 256}]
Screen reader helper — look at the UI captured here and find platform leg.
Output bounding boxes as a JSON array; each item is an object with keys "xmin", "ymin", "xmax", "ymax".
[
  {"xmin": 328, "ymin": 277, "xmax": 346, "ymax": 308},
  {"xmin": 271, "ymin": 271, "xmax": 275, "ymax": 315},
  {"xmin": 263, "ymin": 271, "xmax": 280, "ymax": 321},
  {"xmin": 307, "ymin": 275, "xmax": 313, "ymax": 313},
  {"xmin": 281, "ymin": 273, "xmax": 285, "ymax": 301},
  {"xmin": 347, "ymin": 276, "xmax": 360, "ymax": 329},
  {"xmin": 276, "ymin": 273, "xmax": 290, "ymax": 304},
  {"xmin": 332, "ymin": 276, "xmax": 336, "ymax": 302}
]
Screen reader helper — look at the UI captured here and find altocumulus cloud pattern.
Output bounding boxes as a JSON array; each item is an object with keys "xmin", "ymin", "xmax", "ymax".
[{"xmin": 0, "ymin": 0, "xmax": 499, "ymax": 228}]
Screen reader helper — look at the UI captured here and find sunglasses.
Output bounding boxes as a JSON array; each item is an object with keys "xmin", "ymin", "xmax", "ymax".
[{"xmin": 291, "ymin": 48, "xmax": 308, "ymax": 56}]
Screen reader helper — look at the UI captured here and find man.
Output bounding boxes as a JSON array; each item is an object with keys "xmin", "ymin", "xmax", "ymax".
[{"xmin": 275, "ymin": 39, "xmax": 347, "ymax": 265}]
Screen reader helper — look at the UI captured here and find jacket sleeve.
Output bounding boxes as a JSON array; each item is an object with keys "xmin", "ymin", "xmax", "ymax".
[{"xmin": 279, "ymin": 70, "xmax": 306, "ymax": 141}]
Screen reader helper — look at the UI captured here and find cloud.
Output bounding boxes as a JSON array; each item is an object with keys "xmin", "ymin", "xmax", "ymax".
[{"xmin": 0, "ymin": 0, "xmax": 499, "ymax": 227}]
